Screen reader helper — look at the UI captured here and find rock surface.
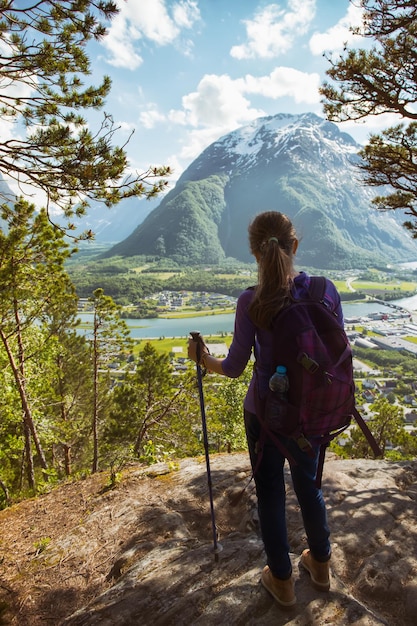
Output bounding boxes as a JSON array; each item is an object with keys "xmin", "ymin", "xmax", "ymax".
[{"xmin": 1, "ymin": 453, "xmax": 416, "ymax": 625}]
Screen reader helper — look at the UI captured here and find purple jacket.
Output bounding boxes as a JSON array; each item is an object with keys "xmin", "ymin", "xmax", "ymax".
[{"xmin": 221, "ymin": 272, "xmax": 344, "ymax": 414}]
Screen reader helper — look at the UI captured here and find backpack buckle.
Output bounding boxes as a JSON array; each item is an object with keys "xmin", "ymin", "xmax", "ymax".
[
  {"xmin": 298, "ymin": 352, "xmax": 319, "ymax": 373},
  {"xmin": 296, "ymin": 434, "xmax": 313, "ymax": 453}
]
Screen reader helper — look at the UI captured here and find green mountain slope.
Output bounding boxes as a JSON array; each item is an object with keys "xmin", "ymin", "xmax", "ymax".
[{"xmin": 103, "ymin": 113, "xmax": 417, "ymax": 269}]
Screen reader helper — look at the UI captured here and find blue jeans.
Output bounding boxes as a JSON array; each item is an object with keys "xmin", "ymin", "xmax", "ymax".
[{"xmin": 244, "ymin": 409, "xmax": 331, "ymax": 580}]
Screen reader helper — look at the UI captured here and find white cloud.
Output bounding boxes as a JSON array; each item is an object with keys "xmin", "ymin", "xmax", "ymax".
[
  {"xmin": 168, "ymin": 109, "xmax": 188, "ymax": 126},
  {"xmin": 339, "ymin": 112, "xmax": 407, "ymax": 145},
  {"xmin": 179, "ymin": 74, "xmax": 264, "ymax": 128},
  {"xmin": 179, "ymin": 127, "xmax": 237, "ymax": 161},
  {"xmin": 123, "ymin": 0, "xmax": 179, "ymax": 44},
  {"xmin": 101, "ymin": 6, "xmax": 143, "ymax": 69},
  {"xmin": 102, "ymin": 0, "xmax": 200, "ymax": 69},
  {"xmin": 161, "ymin": 153, "xmax": 184, "ymax": 182},
  {"xmin": 116, "ymin": 120, "xmax": 137, "ymax": 134},
  {"xmin": 165, "ymin": 68, "xmax": 321, "ymax": 159},
  {"xmin": 139, "ymin": 108, "xmax": 166, "ymax": 129},
  {"xmin": 164, "ymin": 74, "xmax": 265, "ymax": 159},
  {"xmin": 172, "ymin": 1, "xmax": 200, "ymax": 28},
  {"xmin": 309, "ymin": 4, "xmax": 364, "ymax": 55},
  {"xmin": 171, "ymin": 69, "xmax": 320, "ymax": 130},
  {"xmin": 230, "ymin": 0, "xmax": 316, "ymax": 60},
  {"xmin": 240, "ymin": 67, "xmax": 321, "ymax": 104},
  {"xmin": 0, "ymin": 118, "xmax": 18, "ymax": 144}
]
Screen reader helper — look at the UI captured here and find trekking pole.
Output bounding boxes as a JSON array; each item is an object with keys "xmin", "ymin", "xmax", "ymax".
[{"xmin": 190, "ymin": 331, "xmax": 222, "ymax": 562}]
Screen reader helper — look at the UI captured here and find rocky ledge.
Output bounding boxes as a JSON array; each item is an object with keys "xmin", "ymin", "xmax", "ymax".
[{"xmin": 1, "ymin": 453, "xmax": 416, "ymax": 625}]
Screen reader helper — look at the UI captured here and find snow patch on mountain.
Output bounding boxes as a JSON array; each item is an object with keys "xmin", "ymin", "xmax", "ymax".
[{"xmin": 106, "ymin": 111, "xmax": 417, "ymax": 267}]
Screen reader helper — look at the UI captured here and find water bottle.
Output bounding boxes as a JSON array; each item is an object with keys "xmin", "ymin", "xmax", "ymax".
[
  {"xmin": 265, "ymin": 365, "xmax": 289, "ymax": 429},
  {"xmin": 269, "ymin": 365, "xmax": 289, "ymax": 393}
]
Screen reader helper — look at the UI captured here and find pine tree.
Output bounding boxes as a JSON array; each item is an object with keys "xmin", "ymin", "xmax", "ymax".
[
  {"xmin": 42, "ymin": 313, "xmax": 93, "ymax": 478},
  {"xmin": 0, "ymin": 199, "xmax": 78, "ymax": 489},
  {"xmin": 0, "ymin": 1, "xmax": 170, "ymax": 235},
  {"xmin": 345, "ymin": 396, "xmax": 406, "ymax": 458},
  {"xmin": 88, "ymin": 288, "xmax": 132, "ymax": 473},
  {"xmin": 106, "ymin": 342, "xmax": 190, "ymax": 460},
  {"xmin": 321, "ymin": 0, "xmax": 417, "ymax": 234}
]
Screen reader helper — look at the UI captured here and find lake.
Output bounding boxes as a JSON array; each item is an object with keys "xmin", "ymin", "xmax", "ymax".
[
  {"xmin": 77, "ymin": 312, "xmax": 236, "ymax": 339},
  {"xmin": 78, "ymin": 297, "xmax": 414, "ymax": 340}
]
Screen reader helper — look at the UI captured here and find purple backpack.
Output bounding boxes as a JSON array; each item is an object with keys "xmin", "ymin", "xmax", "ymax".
[{"xmin": 256, "ymin": 276, "xmax": 381, "ymax": 484}]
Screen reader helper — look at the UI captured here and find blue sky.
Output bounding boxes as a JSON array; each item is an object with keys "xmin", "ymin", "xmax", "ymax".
[
  {"xmin": 3, "ymin": 0, "xmax": 399, "ymax": 202},
  {"xmin": 88, "ymin": 0, "xmax": 396, "ymax": 187}
]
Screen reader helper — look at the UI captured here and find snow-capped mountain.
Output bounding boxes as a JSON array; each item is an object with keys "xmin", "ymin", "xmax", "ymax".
[{"xmin": 103, "ymin": 113, "xmax": 417, "ymax": 269}]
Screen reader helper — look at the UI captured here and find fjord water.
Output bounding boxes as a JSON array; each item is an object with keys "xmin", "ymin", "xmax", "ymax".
[{"xmin": 78, "ymin": 299, "xmax": 411, "ymax": 340}]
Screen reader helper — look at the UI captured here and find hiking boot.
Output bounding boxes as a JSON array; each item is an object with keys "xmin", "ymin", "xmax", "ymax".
[
  {"xmin": 300, "ymin": 549, "xmax": 330, "ymax": 591},
  {"xmin": 261, "ymin": 565, "xmax": 296, "ymax": 607}
]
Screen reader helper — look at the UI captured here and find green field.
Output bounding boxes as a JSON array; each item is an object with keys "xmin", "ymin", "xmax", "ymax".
[
  {"xmin": 135, "ymin": 334, "xmax": 234, "ymax": 357},
  {"xmin": 333, "ymin": 279, "xmax": 417, "ymax": 296},
  {"xmin": 333, "ymin": 280, "xmax": 350, "ymax": 293},
  {"xmin": 161, "ymin": 308, "xmax": 235, "ymax": 319},
  {"xmin": 352, "ymin": 280, "xmax": 416, "ymax": 291}
]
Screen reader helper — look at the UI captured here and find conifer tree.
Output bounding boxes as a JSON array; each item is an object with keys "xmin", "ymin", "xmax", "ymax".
[
  {"xmin": 43, "ymin": 311, "xmax": 93, "ymax": 478},
  {"xmin": 0, "ymin": 345, "xmax": 21, "ymax": 501},
  {"xmin": 344, "ymin": 396, "xmax": 410, "ymax": 458},
  {"xmin": 0, "ymin": 199, "xmax": 78, "ymax": 489},
  {"xmin": 88, "ymin": 288, "xmax": 132, "ymax": 473},
  {"xmin": 321, "ymin": 0, "xmax": 417, "ymax": 234},
  {"xmin": 106, "ymin": 342, "xmax": 190, "ymax": 459},
  {"xmin": 0, "ymin": 1, "xmax": 169, "ymax": 234}
]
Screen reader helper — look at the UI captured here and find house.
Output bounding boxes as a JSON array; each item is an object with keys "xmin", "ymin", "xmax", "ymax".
[
  {"xmin": 362, "ymin": 390, "xmax": 376, "ymax": 402},
  {"xmin": 363, "ymin": 379, "xmax": 376, "ymax": 389},
  {"xmin": 405, "ymin": 412, "xmax": 417, "ymax": 424}
]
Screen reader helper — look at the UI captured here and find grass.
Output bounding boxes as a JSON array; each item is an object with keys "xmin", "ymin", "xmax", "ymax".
[
  {"xmin": 352, "ymin": 280, "xmax": 417, "ymax": 292},
  {"xmin": 142, "ymin": 272, "xmax": 182, "ymax": 279},
  {"xmin": 134, "ymin": 334, "xmax": 233, "ymax": 356},
  {"xmin": 333, "ymin": 279, "xmax": 417, "ymax": 295},
  {"xmin": 160, "ymin": 307, "xmax": 235, "ymax": 319},
  {"xmin": 333, "ymin": 280, "xmax": 350, "ymax": 293}
]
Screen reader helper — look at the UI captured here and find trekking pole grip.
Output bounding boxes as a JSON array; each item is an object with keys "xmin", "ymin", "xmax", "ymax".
[{"xmin": 190, "ymin": 330, "xmax": 203, "ymax": 364}]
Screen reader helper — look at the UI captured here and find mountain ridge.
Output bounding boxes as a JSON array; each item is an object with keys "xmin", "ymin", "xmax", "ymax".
[
  {"xmin": 0, "ymin": 172, "xmax": 159, "ymax": 244},
  {"xmin": 104, "ymin": 112, "xmax": 417, "ymax": 269}
]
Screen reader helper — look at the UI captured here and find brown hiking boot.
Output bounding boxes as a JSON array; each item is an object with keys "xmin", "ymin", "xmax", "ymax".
[
  {"xmin": 300, "ymin": 549, "xmax": 330, "ymax": 591},
  {"xmin": 261, "ymin": 565, "xmax": 296, "ymax": 607}
]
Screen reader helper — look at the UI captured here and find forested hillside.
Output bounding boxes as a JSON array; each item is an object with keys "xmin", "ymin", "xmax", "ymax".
[{"xmin": 104, "ymin": 113, "xmax": 417, "ymax": 269}]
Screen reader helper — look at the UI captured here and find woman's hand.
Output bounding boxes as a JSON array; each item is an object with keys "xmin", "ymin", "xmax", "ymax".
[{"xmin": 187, "ymin": 335, "xmax": 209, "ymax": 365}]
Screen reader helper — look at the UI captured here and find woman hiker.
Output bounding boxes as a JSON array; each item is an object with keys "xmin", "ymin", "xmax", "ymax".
[{"xmin": 188, "ymin": 210, "xmax": 342, "ymax": 607}]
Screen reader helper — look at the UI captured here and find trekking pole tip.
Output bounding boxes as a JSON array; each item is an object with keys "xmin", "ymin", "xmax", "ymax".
[{"xmin": 213, "ymin": 542, "xmax": 223, "ymax": 562}]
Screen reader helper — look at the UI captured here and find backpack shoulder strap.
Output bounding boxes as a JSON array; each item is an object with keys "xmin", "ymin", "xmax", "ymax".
[
  {"xmin": 352, "ymin": 407, "xmax": 383, "ymax": 457},
  {"xmin": 307, "ymin": 276, "xmax": 327, "ymax": 302}
]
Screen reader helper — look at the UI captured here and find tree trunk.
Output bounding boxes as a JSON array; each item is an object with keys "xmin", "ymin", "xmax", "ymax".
[
  {"xmin": 23, "ymin": 414, "xmax": 36, "ymax": 489},
  {"xmin": 0, "ymin": 478, "xmax": 10, "ymax": 506},
  {"xmin": 92, "ymin": 314, "xmax": 99, "ymax": 473},
  {"xmin": 64, "ymin": 444, "xmax": 72, "ymax": 477},
  {"xmin": 0, "ymin": 329, "xmax": 48, "ymax": 487}
]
